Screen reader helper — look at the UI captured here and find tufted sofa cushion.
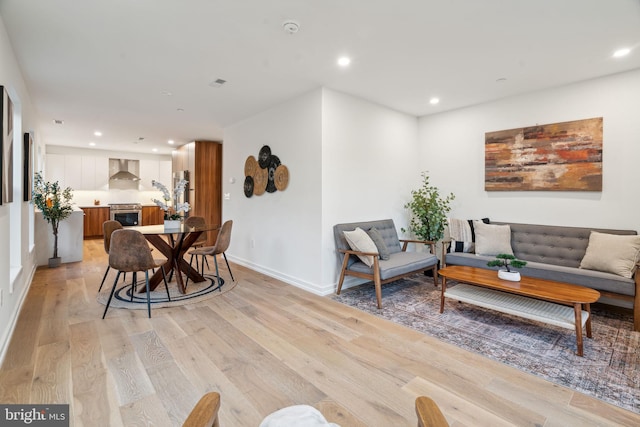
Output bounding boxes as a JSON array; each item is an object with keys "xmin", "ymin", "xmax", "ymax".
[{"xmin": 492, "ymin": 222, "xmax": 637, "ymax": 268}]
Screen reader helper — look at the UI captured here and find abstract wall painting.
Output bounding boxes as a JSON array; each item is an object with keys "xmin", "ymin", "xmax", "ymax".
[
  {"xmin": 485, "ymin": 117, "xmax": 603, "ymax": 191},
  {"xmin": 1, "ymin": 86, "xmax": 14, "ymax": 204}
]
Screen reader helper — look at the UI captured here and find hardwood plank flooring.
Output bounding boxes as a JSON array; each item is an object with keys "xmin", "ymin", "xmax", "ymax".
[{"xmin": 1, "ymin": 239, "xmax": 638, "ymax": 426}]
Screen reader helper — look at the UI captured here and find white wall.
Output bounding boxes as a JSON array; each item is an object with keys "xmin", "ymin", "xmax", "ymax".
[
  {"xmin": 418, "ymin": 69, "xmax": 640, "ymax": 231},
  {"xmin": 224, "ymin": 88, "xmax": 420, "ymax": 294},
  {"xmin": 223, "ymin": 89, "xmax": 324, "ymax": 293},
  {"xmin": 0, "ymin": 15, "xmax": 39, "ymax": 364},
  {"xmin": 320, "ymin": 89, "xmax": 419, "ymax": 289}
]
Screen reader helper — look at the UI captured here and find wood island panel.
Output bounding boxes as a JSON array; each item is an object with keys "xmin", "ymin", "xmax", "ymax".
[{"xmin": 81, "ymin": 207, "xmax": 110, "ymax": 239}]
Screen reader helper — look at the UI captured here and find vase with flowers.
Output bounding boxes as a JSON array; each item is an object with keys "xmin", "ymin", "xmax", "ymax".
[
  {"xmin": 151, "ymin": 179, "xmax": 191, "ymax": 228},
  {"xmin": 32, "ymin": 172, "xmax": 74, "ymax": 267}
]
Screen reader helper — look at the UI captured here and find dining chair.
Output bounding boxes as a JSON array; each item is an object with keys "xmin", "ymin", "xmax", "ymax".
[
  {"xmin": 415, "ymin": 396, "xmax": 449, "ymax": 427},
  {"xmin": 102, "ymin": 229, "xmax": 170, "ymax": 319},
  {"xmin": 184, "ymin": 215, "xmax": 209, "ymax": 271},
  {"xmin": 182, "ymin": 392, "xmax": 221, "ymax": 427},
  {"xmin": 187, "ymin": 220, "xmax": 234, "ymax": 289},
  {"xmin": 98, "ymin": 220, "xmax": 124, "ymax": 292}
]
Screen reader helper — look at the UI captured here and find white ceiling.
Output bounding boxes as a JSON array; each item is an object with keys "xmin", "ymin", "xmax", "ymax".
[{"xmin": 1, "ymin": 0, "xmax": 639, "ymax": 155}]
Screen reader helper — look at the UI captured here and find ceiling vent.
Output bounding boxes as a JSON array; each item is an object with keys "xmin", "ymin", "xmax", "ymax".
[{"xmin": 209, "ymin": 78, "xmax": 227, "ymax": 88}]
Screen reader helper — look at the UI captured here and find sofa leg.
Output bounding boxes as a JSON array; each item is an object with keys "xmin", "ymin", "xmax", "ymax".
[
  {"xmin": 374, "ymin": 279, "xmax": 382, "ymax": 309},
  {"xmin": 336, "ymin": 256, "xmax": 350, "ymax": 295},
  {"xmin": 634, "ymin": 295, "xmax": 640, "ymax": 332}
]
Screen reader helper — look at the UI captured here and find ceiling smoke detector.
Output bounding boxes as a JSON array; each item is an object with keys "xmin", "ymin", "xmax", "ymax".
[{"xmin": 283, "ymin": 21, "xmax": 300, "ymax": 34}]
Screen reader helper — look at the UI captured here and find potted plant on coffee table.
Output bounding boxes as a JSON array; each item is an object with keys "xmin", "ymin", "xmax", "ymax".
[
  {"xmin": 32, "ymin": 172, "xmax": 74, "ymax": 268},
  {"xmin": 487, "ymin": 254, "xmax": 527, "ymax": 281}
]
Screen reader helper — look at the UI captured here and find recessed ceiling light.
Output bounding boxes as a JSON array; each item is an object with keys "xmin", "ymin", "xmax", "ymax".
[
  {"xmin": 94, "ymin": 131, "xmax": 102, "ymax": 137},
  {"xmin": 88, "ymin": 142, "xmax": 96, "ymax": 147},
  {"xmin": 429, "ymin": 97, "xmax": 440, "ymax": 105},
  {"xmin": 613, "ymin": 48, "xmax": 631, "ymax": 58},
  {"xmin": 337, "ymin": 56, "xmax": 351, "ymax": 67},
  {"xmin": 151, "ymin": 148, "xmax": 158, "ymax": 153},
  {"xmin": 168, "ymin": 140, "xmax": 174, "ymax": 145}
]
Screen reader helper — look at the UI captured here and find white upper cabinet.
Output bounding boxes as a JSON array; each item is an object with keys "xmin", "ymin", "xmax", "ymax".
[
  {"xmin": 45, "ymin": 154, "xmax": 66, "ymax": 186},
  {"xmin": 139, "ymin": 159, "xmax": 160, "ymax": 190},
  {"xmin": 94, "ymin": 157, "xmax": 109, "ymax": 190}
]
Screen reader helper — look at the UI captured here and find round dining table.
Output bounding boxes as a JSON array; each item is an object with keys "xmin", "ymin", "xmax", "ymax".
[{"xmin": 128, "ymin": 223, "xmax": 220, "ymax": 294}]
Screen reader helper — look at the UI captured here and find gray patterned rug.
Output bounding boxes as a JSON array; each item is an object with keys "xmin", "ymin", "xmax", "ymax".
[{"xmin": 332, "ymin": 275, "xmax": 640, "ymax": 414}]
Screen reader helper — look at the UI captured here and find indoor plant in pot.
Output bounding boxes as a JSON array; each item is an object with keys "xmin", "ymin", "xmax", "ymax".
[
  {"xmin": 401, "ymin": 171, "xmax": 454, "ymax": 276},
  {"xmin": 32, "ymin": 172, "xmax": 74, "ymax": 267},
  {"xmin": 487, "ymin": 254, "xmax": 527, "ymax": 281},
  {"xmin": 402, "ymin": 171, "xmax": 455, "ymax": 243}
]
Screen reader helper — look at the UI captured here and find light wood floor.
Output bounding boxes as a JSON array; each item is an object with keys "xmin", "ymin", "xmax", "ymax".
[{"xmin": 1, "ymin": 240, "xmax": 638, "ymax": 426}]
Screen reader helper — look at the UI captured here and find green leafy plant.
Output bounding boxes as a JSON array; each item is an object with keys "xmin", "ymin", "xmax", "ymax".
[
  {"xmin": 487, "ymin": 254, "xmax": 527, "ymax": 272},
  {"xmin": 32, "ymin": 172, "xmax": 74, "ymax": 260},
  {"xmin": 401, "ymin": 171, "xmax": 455, "ymax": 241}
]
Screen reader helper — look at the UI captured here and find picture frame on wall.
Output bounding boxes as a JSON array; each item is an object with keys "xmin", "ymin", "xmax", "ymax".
[
  {"xmin": 23, "ymin": 132, "xmax": 33, "ymax": 201},
  {"xmin": 1, "ymin": 85, "xmax": 14, "ymax": 204},
  {"xmin": 484, "ymin": 117, "xmax": 603, "ymax": 191}
]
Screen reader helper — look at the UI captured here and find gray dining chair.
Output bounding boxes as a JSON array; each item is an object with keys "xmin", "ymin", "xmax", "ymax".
[
  {"xmin": 187, "ymin": 220, "xmax": 234, "ymax": 289},
  {"xmin": 102, "ymin": 229, "xmax": 170, "ymax": 319},
  {"xmin": 98, "ymin": 220, "xmax": 124, "ymax": 292}
]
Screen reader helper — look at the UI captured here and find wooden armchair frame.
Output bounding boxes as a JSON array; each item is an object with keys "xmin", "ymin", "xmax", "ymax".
[{"xmin": 337, "ymin": 239, "xmax": 438, "ymax": 309}]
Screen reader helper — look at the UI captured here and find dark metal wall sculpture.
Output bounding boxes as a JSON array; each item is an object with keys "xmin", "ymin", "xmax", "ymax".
[{"xmin": 244, "ymin": 145, "xmax": 289, "ymax": 198}]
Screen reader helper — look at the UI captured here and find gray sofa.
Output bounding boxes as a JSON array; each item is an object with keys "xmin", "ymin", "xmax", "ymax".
[
  {"xmin": 443, "ymin": 221, "xmax": 639, "ymax": 331},
  {"xmin": 334, "ymin": 219, "xmax": 439, "ymax": 308}
]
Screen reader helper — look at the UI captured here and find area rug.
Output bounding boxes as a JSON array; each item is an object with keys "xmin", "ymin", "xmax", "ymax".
[
  {"xmin": 96, "ymin": 274, "xmax": 236, "ymax": 309},
  {"xmin": 332, "ymin": 275, "xmax": 640, "ymax": 414}
]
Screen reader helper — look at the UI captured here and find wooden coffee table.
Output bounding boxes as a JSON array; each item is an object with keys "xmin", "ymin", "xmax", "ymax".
[{"xmin": 438, "ymin": 266, "xmax": 601, "ymax": 356}]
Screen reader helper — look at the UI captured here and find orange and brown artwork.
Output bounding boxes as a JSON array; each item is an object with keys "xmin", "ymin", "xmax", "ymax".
[{"xmin": 485, "ymin": 117, "xmax": 602, "ymax": 191}]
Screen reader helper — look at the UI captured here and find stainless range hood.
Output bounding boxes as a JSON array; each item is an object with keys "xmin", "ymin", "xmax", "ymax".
[
  {"xmin": 109, "ymin": 158, "xmax": 141, "ymax": 190},
  {"xmin": 109, "ymin": 158, "xmax": 140, "ymax": 181}
]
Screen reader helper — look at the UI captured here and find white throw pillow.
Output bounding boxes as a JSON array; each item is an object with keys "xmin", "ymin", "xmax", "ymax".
[
  {"xmin": 579, "ymin": 231, "xmax": 640, "ymax": 278},
  {"xmin": 343, "ymin": 227, "xmax": 379, "ymax": 267},
  {"xmin": 474, "ymin": 221, "xmax": 514, "ymax": 256}
]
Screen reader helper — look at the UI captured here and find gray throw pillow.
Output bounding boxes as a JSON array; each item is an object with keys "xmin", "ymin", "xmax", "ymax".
[{"xmin": 367, "ymin": 227, "xmax": 391, "ymax": 260}]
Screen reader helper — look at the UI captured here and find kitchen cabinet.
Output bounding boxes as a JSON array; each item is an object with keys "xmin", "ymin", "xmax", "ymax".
[
  {"xmin": 142, "ymin": 205, "xmax": 164, "ymax": 225},
  {"xmin": 46, "ymin": 154, "xmax": 110, "ymax": 190},
  {"xmin": 139, "ymin": 159, "xmax": 159, "ymax": 190},
  {"xmin": 94, "ymin": 157, "xmax": 109, "ymax": 189},
  {"xmin": 45, "ymin": 153, "xmax": 66, "ymax": 186},
  {"xmin": 172, "ymin": 141, "xmax": 222, "ymax": 245},
  {"xmin": 139, "ymin": 159, "xmax": 172, "ymax": 190},
  {"xmin": 81, "ymin": 207, "xmax": 110, "ymax": 239},
  {"xmin": 65, "ymin": 155, "xmax": 82, "ymax": 189}
]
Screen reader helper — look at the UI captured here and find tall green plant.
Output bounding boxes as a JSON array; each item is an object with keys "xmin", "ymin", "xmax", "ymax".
[
  {"xmin": 32, "ymin": 172, "xmax": 74, "ymax": 259},
  {"xmin": 402, "ymin": 172, "xmax": 454, "ymax": 241}
]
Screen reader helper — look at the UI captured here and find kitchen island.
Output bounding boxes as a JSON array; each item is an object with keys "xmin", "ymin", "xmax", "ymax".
[{"xmin": 35, "ymin": 206, "xmax": 84, "ymax": 266}]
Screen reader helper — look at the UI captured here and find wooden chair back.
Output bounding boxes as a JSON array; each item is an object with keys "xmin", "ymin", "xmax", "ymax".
[
  {"xmin": 415, "ymin": 396, "xmax": 448, "ymax": 427},
  {"xmin": 182, "ymin": 392, "xmax": 221, "ymax": 427}
]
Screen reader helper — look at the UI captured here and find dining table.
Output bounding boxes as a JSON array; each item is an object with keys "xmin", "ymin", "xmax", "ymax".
[{"xmin": 128, "ymin": 223, "xmax": 220, "ymax": 294}]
